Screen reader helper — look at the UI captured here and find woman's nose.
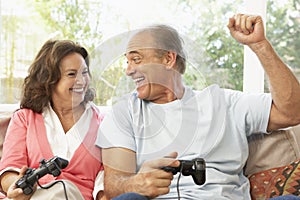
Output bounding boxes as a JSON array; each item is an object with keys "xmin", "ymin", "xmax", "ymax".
[{"xmin": 75, "ymin": 74, "xmax": 85, "ymax": 84}]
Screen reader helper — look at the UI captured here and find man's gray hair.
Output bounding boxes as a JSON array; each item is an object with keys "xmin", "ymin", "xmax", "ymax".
[{"xmin": 138, "ymin": 24, "xmax": 187, "ymax": 74}]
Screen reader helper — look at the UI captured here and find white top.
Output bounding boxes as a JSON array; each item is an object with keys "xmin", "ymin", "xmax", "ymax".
[
  {"xmin": 43, "ymin": 102, "xmax": 103, "ymax": 199},
  {"xmin": 96, "ymin": 84, "xmax": 272, "ymax": 199},
  {"xmin": 0, "ymin": 102, "xmax": 103, "ymax": 198}
]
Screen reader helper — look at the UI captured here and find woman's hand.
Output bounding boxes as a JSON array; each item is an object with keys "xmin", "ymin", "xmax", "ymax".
[{"xmin": 6, "ymin": 166, "xmax": 35, "ymax": 200}]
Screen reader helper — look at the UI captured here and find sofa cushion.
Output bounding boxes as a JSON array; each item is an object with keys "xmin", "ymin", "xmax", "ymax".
[
  {"xmin": 245, "ymin": 127, "xmax": 300, "ymax": 176},
  {"xmin": 249, "ymin": 158, "xmax": 300, "ymax": 199}
]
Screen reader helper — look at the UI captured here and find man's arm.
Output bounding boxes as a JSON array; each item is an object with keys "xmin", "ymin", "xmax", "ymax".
[
  {"xmin": 227, "ymin": 14, "xmax": 300, "ymax": 131},
  {"xmin": 102, "ymin": 148, "xmax": 179, "ymax": 199}
]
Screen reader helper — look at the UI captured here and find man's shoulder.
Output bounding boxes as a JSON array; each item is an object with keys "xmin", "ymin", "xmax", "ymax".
[
  {"xmin": 113, "ymin": 91, "xmax": 139, "ymax": 102},
  {"xmin": 189, "ymin": 84, "xmax": 248, "ymax": 107},
  {"xmin": 195, "ymin": 84, "xmax": 251, "ymax": 100},
  {"xmin": 190, "ymin": 84, "xmax": 226, "ymax": 99},
  {"xmin": 192, "ymin": 84, "xmax": 222, "ymax": 93},
  {"xmin": 107, "ymin": 92, "xmax": 142, "ymax": 115}
]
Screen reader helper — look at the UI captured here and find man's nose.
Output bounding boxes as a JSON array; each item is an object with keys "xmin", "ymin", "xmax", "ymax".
[{"xmin": 126, "ymin": 62, "xmax": 136, "ymax": 76}]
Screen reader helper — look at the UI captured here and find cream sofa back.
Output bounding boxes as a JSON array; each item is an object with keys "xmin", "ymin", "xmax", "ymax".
[{"xmin": 245, "ymin": 125, "xmax": 300, "ymax": 176}]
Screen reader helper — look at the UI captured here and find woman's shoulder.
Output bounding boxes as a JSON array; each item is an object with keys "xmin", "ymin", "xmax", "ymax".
[
  {"xmin": 88, "ymin": 102, "xmax": 106, "ymax": 122},
  {"xmin": 12, "ymin": 108, "xmax": 42, "ymax": 121},
  {"xmin": 14, "ymin": 108, "xmax": 39, "ymax": 115}
]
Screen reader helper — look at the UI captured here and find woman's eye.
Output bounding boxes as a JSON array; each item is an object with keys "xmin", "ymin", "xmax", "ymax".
[
  {"xmin": 68, "ymin": 72, "xmax": 76, "ymax": 77},
  {"xmin": 82, "ymin": 70, "xmax": 89, "ymax": 75}
]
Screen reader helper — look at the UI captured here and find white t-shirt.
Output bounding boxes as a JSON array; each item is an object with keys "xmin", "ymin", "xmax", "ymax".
[{"xmin": 96, "ymin": 84, "xmax": 272, "ymax": 199}]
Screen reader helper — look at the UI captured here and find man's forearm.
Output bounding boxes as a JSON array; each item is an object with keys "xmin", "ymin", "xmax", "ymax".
[
  {"xmin": 104, "ymin": 172, "xmax": 139, "ymax": 199},
  {"xmin": 251, "ymin": 40, "xmax": 300, "ymax": 125}
]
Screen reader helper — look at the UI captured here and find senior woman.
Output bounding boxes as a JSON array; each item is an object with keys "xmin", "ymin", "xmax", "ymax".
[{"xmin": 0, "ymin": 39, "xmax": 105, "ymax": 200}]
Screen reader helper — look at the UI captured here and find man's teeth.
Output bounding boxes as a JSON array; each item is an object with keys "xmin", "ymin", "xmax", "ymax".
[{"xmin": 134, "ymin": 77, "xmax": 144, "ymax": 82}]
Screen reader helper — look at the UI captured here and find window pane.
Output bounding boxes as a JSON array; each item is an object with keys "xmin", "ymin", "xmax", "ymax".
[
  {"xmin": 265, "ymin": 0, "xmax": 300, "ymax": 92},
  {"xmin": 1, "ymin": 0, "xmax": 298, "ymax": 105}
]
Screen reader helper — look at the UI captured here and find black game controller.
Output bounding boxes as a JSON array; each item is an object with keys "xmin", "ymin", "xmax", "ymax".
[
  {"xmin": 161, "ymin": 158, "xmax": 205, "ymax": 185},
  {"xmin": 15, "ymin": 156, "xmax": 69, "ymax": 195}
]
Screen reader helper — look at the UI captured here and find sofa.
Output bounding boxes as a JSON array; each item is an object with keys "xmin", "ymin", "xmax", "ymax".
[
  {"xmin": 1, "ymin": 109, "xmax": 300, "ymax": 199},
  {"xmin": 0, "ymin": 112, "xmax": 11, "ymax": 198},
  {"xmin": 246, "ymin": 125, "xmax": 300, "ymax": 199},
  {"xmin": 0, "ymin": 115, "xmax": 10, "ymax": 162}
]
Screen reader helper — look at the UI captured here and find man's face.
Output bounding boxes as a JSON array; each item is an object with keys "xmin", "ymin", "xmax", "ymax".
[
  {"xmin": 125, "ymin": 31, "xmax": 180, "ymax": 103},
  {"xmin": 125, "ymin": 48, "xmax": 172, "ymax": 103}
]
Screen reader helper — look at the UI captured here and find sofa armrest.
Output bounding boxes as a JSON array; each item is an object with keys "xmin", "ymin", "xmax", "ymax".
[{"xmin": 0, "ymin": 115, "xmax": 12, "ymax": 160}]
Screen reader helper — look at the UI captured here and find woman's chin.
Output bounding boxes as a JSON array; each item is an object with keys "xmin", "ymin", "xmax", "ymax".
[{"xmin": 72, "ymin": 96, "xmax": 85, "ymax": 106}]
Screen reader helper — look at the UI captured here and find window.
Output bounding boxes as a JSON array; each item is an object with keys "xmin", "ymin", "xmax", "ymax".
[{"xmin": 0, "ymin": 0, "xmax": 299, "ymax": 106}]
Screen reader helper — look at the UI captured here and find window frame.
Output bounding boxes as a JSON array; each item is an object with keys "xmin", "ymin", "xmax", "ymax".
[
  {"xmin": 0, "ymin": 1, "xmax": 272, "ymax": 107},
  {"xmin": 243, "ymin": 0, "xmax": 266, "ymax": 93}
]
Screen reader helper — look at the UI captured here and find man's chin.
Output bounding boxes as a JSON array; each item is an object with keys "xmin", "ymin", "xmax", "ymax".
[{"xmin": 136, "ymin": 90, "xmax": 148, "ymax": 100}]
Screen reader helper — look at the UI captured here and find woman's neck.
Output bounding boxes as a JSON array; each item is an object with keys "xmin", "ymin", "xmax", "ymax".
[{"xmin": 51, "ymin": 103, "xmax": 85, "ymax": 133}]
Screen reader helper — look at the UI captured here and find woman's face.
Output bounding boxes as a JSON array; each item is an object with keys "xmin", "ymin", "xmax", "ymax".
[{"xmin": 52, "ymin": 52, "xmax": 90, "ymax": 108}]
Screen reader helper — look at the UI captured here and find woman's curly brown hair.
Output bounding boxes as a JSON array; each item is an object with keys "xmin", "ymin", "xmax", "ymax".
[{"xmin": 20, "ymin": 39, "xmax": 95, "ymax": 113}]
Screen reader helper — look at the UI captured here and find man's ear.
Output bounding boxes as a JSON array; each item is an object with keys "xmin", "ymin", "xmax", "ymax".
[{"xmin": 165, "ymin": 51, "xmax": 177, "ymax": 70}]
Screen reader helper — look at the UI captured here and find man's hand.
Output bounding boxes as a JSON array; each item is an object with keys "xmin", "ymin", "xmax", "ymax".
[
  {"xmin": 227, "ymin": 13, "xmax": 266, "ymax": 49},
  {"xmin": 102, "ymin": 149, "xmax": 180, "ymax": 199},
  {"xmin": 133, "ymin": 152, "xmax": 180, "ymax": 199}
]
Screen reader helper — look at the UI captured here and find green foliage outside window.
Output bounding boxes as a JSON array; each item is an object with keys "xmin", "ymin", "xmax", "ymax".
[{"xmin": 0, "ymin": 0, "xmax": 299, "ymax": 105}]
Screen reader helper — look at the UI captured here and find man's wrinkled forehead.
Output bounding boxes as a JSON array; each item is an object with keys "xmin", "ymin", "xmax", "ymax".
[{"xmin": 126, "ymin": 31, "xmax": 164, "ymax": 53}]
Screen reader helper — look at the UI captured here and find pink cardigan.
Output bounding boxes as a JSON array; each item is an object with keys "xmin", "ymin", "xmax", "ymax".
[{"xmin": 0, "ymin": 107, "xmax": 104, "ymax": 200}]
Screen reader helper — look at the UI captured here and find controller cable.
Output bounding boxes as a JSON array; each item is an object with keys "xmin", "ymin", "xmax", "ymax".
[
  {"xmin": 37, "ymin": 178, "xmax": 69, "ymax": 200},
  {"xmin": 176, "ymin": 164, "xmax": 184, "ymax": 200}
]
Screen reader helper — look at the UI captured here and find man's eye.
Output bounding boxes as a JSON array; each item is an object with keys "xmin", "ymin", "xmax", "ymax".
[{"xmin": 133, "ymin": 57, "xmax": 141, "ymax": 64}]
